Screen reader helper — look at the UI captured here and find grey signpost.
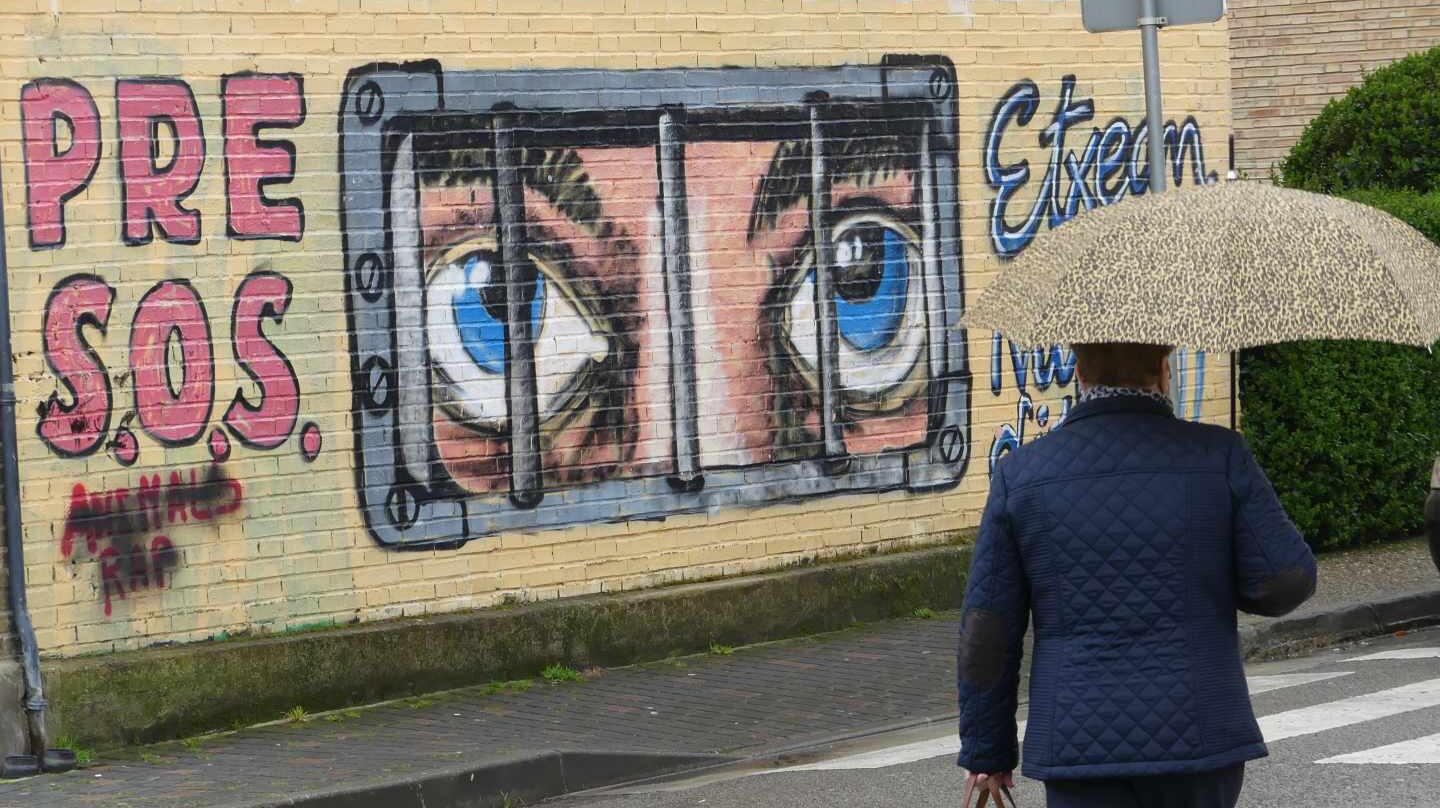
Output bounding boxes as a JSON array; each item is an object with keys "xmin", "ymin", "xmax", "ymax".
[
  {"xmin": 1082, "ymin": 0, "xmax": 1225, "ymax": 195},
  {"xmin": 1082, "ymin": 0, "xmax": 1224, "ymax": 406}
]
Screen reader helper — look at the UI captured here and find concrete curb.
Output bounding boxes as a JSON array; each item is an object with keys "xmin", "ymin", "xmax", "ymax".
[
  {"xmin": 1240, "ymin": 588, "xmax": 1440, "ymax": 661},
  {"xmin": 259, "ymin": 751, "xmax": 731, "ymax": 808}
]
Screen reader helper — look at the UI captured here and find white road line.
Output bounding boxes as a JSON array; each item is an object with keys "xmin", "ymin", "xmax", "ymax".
[
  {"xmin": 773, "ymin": 736, "xmax": 959, "ymax": 772},
  {"xmin": 767, "ymin": 722, "xmax": 1028, "ymax": 773},
  {"xmin": 1343, "ymin": 648, "xmax": 1440, "ymax": 662},
  {"xmin": 770, "ymin": 668, "xmax": 1380, "ymax": 776},
  {"xmin": 1259, "ymin": 678, "xmax": 1440, "ymax": 743},
  {"xmin": 1247, "ymin": 672, "xmax": 1352, "ymax": 695},
  {"xmin": 1318, "ymin": 732, "xmax": 1440, "ymax": 765}
]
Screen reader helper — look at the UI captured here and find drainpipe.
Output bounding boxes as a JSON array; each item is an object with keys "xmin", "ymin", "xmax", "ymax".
[{"xmin": 0, "ymin": 160, "xmax": 51, "ymax": 759}]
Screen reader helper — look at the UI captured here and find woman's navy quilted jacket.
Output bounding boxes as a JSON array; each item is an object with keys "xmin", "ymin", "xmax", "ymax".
[{"xmin": 956, "ymin": 393, "xmax": 1317, "ymax": 781}]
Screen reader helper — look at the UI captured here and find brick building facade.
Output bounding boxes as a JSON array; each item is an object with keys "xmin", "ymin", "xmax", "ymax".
[
  {"xmin": 0, "ymin": 1, "xmax": 1231, "ymax": 665},
  {"xmin": 1231, "ymin": 0, "xmax": 1440, "ymax": 180}
]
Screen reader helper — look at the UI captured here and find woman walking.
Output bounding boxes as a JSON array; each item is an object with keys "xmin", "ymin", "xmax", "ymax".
[{"xmin": 957, "ymin": 342, "xmax": 1317, "ymax": 808}]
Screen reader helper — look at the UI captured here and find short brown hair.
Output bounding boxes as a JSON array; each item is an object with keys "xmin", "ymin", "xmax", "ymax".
[{"xmin": 1072, "ymin": 343, "xmax": 1172, "ymax": 389}]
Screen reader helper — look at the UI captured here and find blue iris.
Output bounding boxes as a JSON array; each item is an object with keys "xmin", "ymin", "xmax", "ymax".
[
  {"xmin": 832, "ymin": 226, "xmax": 910, "ymax": 352},
  {"xmin": 451, "ymin": 253, "xmax": 544, "ymax": 375}
]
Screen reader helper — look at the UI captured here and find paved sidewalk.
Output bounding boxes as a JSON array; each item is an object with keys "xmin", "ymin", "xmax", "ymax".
[
  {"xmin": 3, "ymin": 539, "xmax": 1436, "ymax": 808},
  {"xmin": 2, "ymin": 617, "xmax": 961, "ymax": 808}
]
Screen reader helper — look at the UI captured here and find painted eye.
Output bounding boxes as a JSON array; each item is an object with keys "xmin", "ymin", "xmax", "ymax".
[
  {"xmin": 427, "ymin": 247, "xmax": 609, "ymax": 431},
  {"xmin": 784, "ymin": 215, "xmax": 928, "ymax": 411},
  {"xmin": 834, "ymin": 224, "xmax": 911, "ymax": 351}
]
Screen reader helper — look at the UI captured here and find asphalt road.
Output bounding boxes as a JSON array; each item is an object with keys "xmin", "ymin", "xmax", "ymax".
[{"xmin": 556, "ymin": 625, "xmax": 1440, "ymax": 808}]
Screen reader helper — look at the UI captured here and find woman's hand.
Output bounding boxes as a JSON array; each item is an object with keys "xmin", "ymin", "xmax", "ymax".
[{"xmin": 961, "ymin": 771, "xmax": 1015, "ymax": 806}]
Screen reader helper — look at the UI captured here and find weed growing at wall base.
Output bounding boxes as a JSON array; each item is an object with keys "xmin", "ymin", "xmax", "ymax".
[
  {"xmin": 541, "ymin": 664, "xmax": 582, "ymax": 683},
  {"xmin": 54, "ymin": 737, "xmax": 93, "ymax": 768},
  {"xmin": 482, "ymin": 679, "xmax": 534, "ymax": 696}
]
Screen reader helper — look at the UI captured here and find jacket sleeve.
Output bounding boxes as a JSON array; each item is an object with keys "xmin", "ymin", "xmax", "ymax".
[
  {"xmin": 1229, "ymin": 432, "xmax": 1317, "ymax": 617},
  {"xmin": 956, "ymin": 460, "xmax": 1030, "ymax": 774}
]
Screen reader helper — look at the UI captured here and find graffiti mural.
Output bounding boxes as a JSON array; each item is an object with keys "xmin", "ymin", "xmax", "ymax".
[
  {"xmin": 983, "ymin": 75, "xmax": 1216, "ymax": 469},
  {"xmin": 20, "ymin": 75, "xmax": 305, "ymax": 248},
  {"xmin": 60, "ymin": 466, "xmax": 244, "ymax": 615},
  {"xmin": 987, "ymin": 339, "xmax": 1077, "ymax": 473},
  {"xmin": 984, "ymin": 74, "xmax": 1217, "ymax": 259},
  {"xmin": 22, "ymin": 73, "xmax": 318, "ymax": 615},
  {"xmin": 15, "ymin": 57, "xmax": 1229, "ymax": 627},
  {"xmin": 341, "ymin": 57, "xmax": 972, "ymax": 547},
  {"xmin": 35, "ymin": 270, "xmax": 308, "ymax": 464},
  {"xmin": 24, "ymin": 73, "xmax": 318, "ymax": 469}
]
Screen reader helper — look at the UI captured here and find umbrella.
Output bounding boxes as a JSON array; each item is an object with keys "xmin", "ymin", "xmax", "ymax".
[{"xmin": 960, "ymin": 181, "xmax": 1440, "ymax": 351}]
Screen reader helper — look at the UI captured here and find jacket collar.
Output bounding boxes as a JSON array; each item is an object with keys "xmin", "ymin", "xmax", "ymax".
[{"xmin": 1063, "ymin": 392, "xmax": 1175, "ymax": 427}]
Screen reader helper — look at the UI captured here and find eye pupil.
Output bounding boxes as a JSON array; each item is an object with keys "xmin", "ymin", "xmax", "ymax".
[
  {"xmin": 834, "ymin": 225, "xmax": 887, "ymax": 303},
  {"xmin": 481, "ymin": 279, "xmax": 508, "ymax": 321}
]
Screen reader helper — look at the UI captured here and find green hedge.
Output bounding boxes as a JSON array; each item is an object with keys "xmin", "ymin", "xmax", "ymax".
[
  {"xmin": 1278, "ymin": 47, "xmax": 1440, "ymax": 194},
  {"xmin": 1341, "ymin": 188, "xmax": 1440, "ymax": 239},
  {"xmin": 1239, "ymin": 339, "xmax": 1440, "ymax": 550},
  {"xmin": 1240, "ymin": 184, "xmax": 1440, "ymax": 548}
]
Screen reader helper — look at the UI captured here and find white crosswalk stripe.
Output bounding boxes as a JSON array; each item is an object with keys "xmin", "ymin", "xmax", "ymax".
[
  {"xmin": 1246, "ymin": 672, "xmax": 1352, "ymax": 695},
  {"xmin": 1343, "ymin": 647, "xmax": 1440, "ymax": 662},
  {"xmin": 772, "ymin": 736, "xmax": 958, "ymax": 772},
  {"xmin": 768, "ymin": 723, "xmax": 1028, "ymax": 774},
  {"xmin": 1318, "ymin": 732, "xmax": 1440, "ymax": 765},
  {"xmin": 761, "ymin": 669, "xmax": 1440, "ymax": 774},
  {"xmin": 1258, "ymin": 678, "xmax": 1440, "ymax": 743},
  {"xmin": 771, "ymin": 671, "xmax": 1368, "ymax": 774}
]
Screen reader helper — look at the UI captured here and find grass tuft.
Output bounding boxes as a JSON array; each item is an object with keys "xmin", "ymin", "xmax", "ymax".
[{"xmin": 541, "ymin": 664, "xmax": 582, "ymax": 683}]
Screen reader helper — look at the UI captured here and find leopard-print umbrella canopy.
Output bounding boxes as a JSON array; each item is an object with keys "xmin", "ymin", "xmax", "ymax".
[{"xmin": 960, "ymin": 181, "xmax": 1440, "ymax": 351}]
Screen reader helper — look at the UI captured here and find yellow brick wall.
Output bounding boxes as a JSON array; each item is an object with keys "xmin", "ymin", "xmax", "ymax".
[
  {"xmin": 1231, "ymin": 0, "xmax": 1440, "ymax": 179},
  {"xmin": 0, "ymin": 0, "xmax": 1232, "ymax": 657}
]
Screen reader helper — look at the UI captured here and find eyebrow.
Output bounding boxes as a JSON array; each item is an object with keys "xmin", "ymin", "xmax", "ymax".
[
  {"xmin": 415, "ymin": 145, "xmax": 612, "ymax": 239},
  {"xmin": 747, "ymin": 133, "xmax": 921, "ymax": 239}
]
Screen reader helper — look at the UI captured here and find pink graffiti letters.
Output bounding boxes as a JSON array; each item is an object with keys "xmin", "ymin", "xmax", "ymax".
[
  {"xmin": 27, "ymin": 72, "xmax": 312, "ymax": 460},
  {"xmin": 222, "ymin": 73, "xmax": 305, "ymax": 241},
  {"xmin": 130, "ymin": 279, "xmax": 214, "ymax": 445},
  {"xmin": 19, "ymin": 79, "xmax": 102, "ymax": 249},
  {"xmin": 37, "ymin": 275, "xmax": 115, "ymax": 456},
  {"xmin": 224, "ymin": 271, "xmax": 300, "ymax": 448},
  {"xmin": 19, "ymin": 73, "xmax": 307, "ymax": 247},
  {"xmin": 38, "ymin": 270, "xmax": 304, "ymax": 460},
  {"xmin": 116, "ymin": 79, "xmax": 206, "ymax": 245},
  {"xmin": 60, "ymin": 466, "xmax": 243, "ymax": 616}
]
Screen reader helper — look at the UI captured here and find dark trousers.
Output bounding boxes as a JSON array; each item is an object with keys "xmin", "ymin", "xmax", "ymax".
[{"xmin": 1044, "ymin": 764, "xmax": 1244, "ymax": 808}]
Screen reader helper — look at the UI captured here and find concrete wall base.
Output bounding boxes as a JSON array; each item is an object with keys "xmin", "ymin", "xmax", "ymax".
[{"xmin": 44, "ymin": 540, "xmax": 974, "ymax": 749}]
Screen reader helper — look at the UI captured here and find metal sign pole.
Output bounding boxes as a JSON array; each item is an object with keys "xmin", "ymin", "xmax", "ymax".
[
  {"xmin": 1139, "ymin": 0, "xmax": 1167, "ymax": 195},
  {"xmin": 1137, "ymin": 0, "xmax": 1181, "ymax": 404},
  {"xmin": 1083, "ymin": 0, "xmax": 1223, "ymax": 414}
]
